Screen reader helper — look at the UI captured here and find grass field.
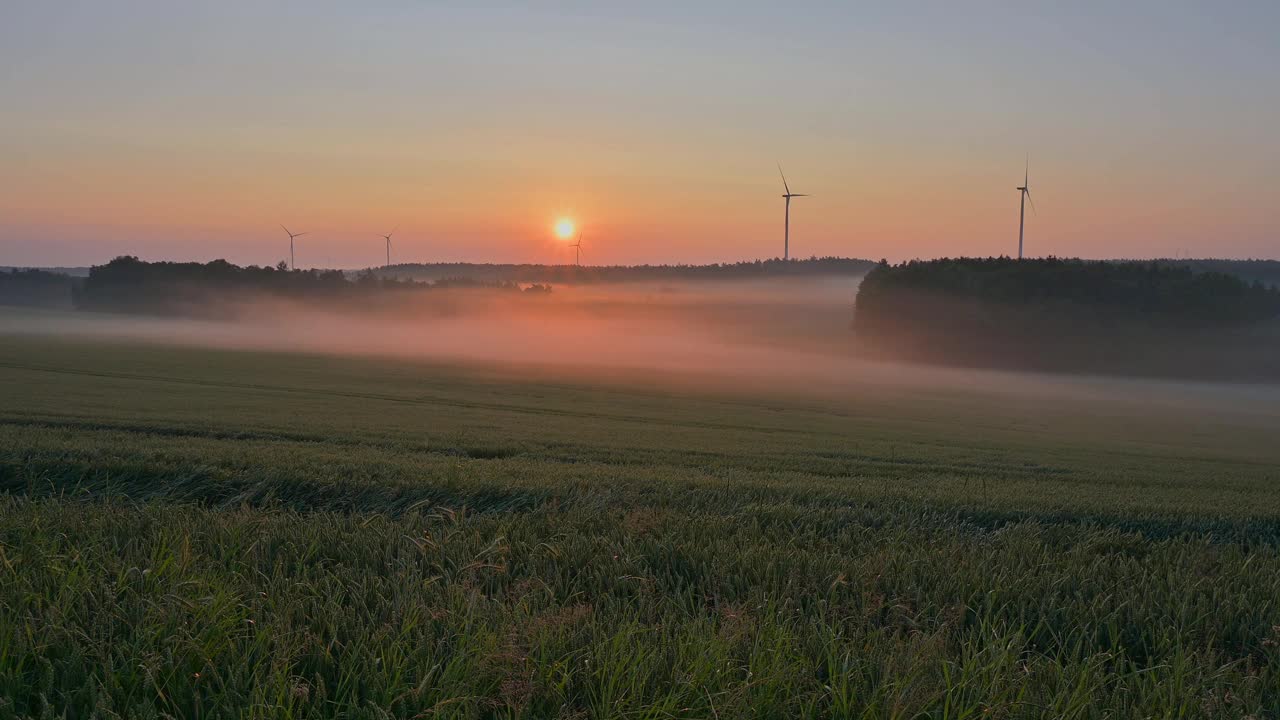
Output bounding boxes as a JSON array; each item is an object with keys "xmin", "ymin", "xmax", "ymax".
[{"xmin": 2, "ymin": 329, "xmax": 1280, "ymax": 718}]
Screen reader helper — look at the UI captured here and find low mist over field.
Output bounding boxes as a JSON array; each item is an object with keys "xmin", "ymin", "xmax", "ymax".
[
  {"xmin": 5, "ymin": 274, "xmax": 1278, "ymax": 425},
  {"xmin": 3, "ymin": 275, "xmax": 859, "ymax": 378}
]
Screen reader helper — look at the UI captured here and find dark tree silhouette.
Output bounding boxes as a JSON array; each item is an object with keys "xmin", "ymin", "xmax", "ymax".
[
  {"xmin": 0, "ymin": 269, "xmax": 80, "ymax": 309},
  {"xmin": 74, "ymin": 257, "xmax": 546, "ymax": 316},
  {"xmin": 854, "ymin": 257, "xmax": 1280, "ymax": 381},
  {"xmin": 378, "ymin": 257, "xmax": 876, "ymax": 285}
]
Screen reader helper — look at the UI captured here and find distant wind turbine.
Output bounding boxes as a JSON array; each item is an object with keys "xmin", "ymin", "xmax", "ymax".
[
  {"xmin": 379, "ymin": 227, "xmax": 396, "ymax": 268},
  {"xmin": 281, "ymin": 225, "xmax": 308, "ymax": 270},
  {"xmin": 1016, "ymin": 157, "xmax": 1036, "ymax": 260},
  {"xmin": 569, "ymin": 234, "xmax": 583, "ymax": 266},
  {"xmin": 778, "ymin": 164, "xmax": 809, "ymax": 260}
]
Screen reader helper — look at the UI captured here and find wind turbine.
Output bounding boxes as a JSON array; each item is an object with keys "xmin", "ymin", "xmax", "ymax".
[
  {"xmin": 281, "ymin": 225, "xmax": 308, "ymax": 270},
  {"xmin": 778, "ymin": 164, "xmax": 809, "ymax": 260},
  {"xmin": 379, "ymin": 227, "xmax": 396, "ymax": 268},
  {"xmin": 569, "ymin": 234, "xmax": 583, "ymax": 266},
  {"xmin": 1016, "ymin": 157, "xmax": 1035, "ymax": 260}
]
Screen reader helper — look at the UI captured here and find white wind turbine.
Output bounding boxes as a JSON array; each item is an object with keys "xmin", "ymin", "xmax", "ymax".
[
  {"xmin": 379, "ymin": 227, "xmax": 396, "ymax": 268},
  {"xmin": 569, "ymin": 234, "xmax": 583, "ymax": 266},
  {"xmin": 281, "ymin": 225, "xmax": 308, "ymax": 270},
  {"xmin": 1016, "ymin": 157, "xmax": 1036, "ymax": 259},
  {"xmin": 778, "ymin": 164, "xmax": 809, "ymax": 260}
]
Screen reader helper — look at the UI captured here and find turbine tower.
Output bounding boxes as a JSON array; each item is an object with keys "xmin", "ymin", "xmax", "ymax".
[
  {"xmin": 1016, "ymin": 158, "xmax": 1035, "ymax": 260},
  {"xmin": 379, "ymin": 228, "xmax": 396, "ymax": 268},
  {"xmin": 778, "ymin": 164, "xmax": 809, "ymax": 260},
  {"xmin": 569, "ymin": 234, "xmax": 583, "ymax": 266},
  {"xmin": 281, "ymin": 225, "xmax": 308, "ymax": 270}
]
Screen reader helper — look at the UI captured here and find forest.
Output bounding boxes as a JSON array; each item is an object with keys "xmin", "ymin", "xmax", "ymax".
[
  {"xmin": 69, "ymin": 257, "xmax": 549, "ymax": 315},
  {"xmin": 1153, "ymin": 258, "xmax": 1280, "ymax": 289},
  {"xmin": 854, "ymin": 257, "xmax": 1280, "ymax": 380},
  {"xmin": 0, "ymin": 268, "xmax": 79, "ymax": 309}
]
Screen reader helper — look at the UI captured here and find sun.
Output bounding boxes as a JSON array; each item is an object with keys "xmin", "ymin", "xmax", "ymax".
[{"xmin": 554, "ymin": 218, "xmax": 576, "ymax": 240}]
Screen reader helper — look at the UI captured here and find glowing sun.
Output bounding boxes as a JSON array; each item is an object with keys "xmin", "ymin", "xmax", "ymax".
[{"xmin": 554, "ymin": 218, "xmax": 576, "ymax": 240}]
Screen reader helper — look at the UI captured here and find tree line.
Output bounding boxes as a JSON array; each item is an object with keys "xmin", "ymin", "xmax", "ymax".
[
  {"xmin": 858, "ymin": 257, "xmax": 1280, "ymax": 328},
  {"xmin": 1150, "ymin": 259, "xmax": 1280, "ymax": 289},
  {"xmin": 380, "ymin": 257, "xmax": 877, "ymax": 284},
  {"xmin": 854, "ymin": 257, "xmax": 1280, "ymax": 381},
  {"xmin": 0, "ymin": 269, "xmax": 79, "ymax": 309},
  {"xmin": 71, "ymin": 257, "xmax": 550, "ymax": 315},
  {"xmin": 1, "ymin": 257, "xmax": 876, "ymax": 314}
]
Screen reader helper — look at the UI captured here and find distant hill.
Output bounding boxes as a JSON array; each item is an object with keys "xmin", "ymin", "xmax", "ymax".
[
  {"xmin": 854, "ymin": 257, "xmax": 1280, "ymax": 381},
  {"xmin": 377, "ymin": 257, "xmax": 877, "ymax": 284}
]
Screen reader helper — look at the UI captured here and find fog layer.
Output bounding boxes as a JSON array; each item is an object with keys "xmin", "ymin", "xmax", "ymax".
[{"xmin": 3, "ymin": 276, "xmax": 1278, "ymax": 419}]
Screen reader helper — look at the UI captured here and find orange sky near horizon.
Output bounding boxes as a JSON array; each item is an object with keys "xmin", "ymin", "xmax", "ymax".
[{"xmin": 2, "ymin": 3, "xmax": 1276, "ymax": 268}]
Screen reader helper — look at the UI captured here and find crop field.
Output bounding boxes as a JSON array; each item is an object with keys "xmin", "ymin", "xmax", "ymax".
[{"xmin": 2, "ymin": 331, "xmax": 1280, "ymax": 718}]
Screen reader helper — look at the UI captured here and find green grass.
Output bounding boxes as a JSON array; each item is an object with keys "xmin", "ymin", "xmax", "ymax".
[{"xmin": 1, "ymin": 334, "xmax": 1279, "ymax": 718}]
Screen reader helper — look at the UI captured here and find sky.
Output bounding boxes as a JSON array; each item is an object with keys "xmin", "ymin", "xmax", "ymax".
[{"xmin": 1, "ymin": 1, "xmax": 1277, "ymax": 268}]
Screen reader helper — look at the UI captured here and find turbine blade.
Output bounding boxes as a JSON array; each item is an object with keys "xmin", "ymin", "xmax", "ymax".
[
  {"xmin": 281, "ymin": 224, "xmax": 291, "ymax": 235},
  {"xmin": 1026, "ymin": 190, "xmax": 1036, "ymax": 214},
  {"xmin": 777, "ymin": 163, "xmax": 790, "ymax": 194},
  {"xmin": 1024, "ymin": 153, "xmax": 1029, "ymax": 186},
  {"xmin": 295, "ymin": 232, "xmax": 309, "ymax": 238},
  {"xmin": 792, "ymin": 193, "xmax": 810, "ymax": 197}
]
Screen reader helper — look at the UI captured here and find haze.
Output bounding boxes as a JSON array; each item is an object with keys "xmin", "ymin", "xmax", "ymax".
[
  {"xmin": 3, "ymin": 2, "xmax": 1278, "ymax": 268},
  {"xmin": 6, "ymin": 277, "xmax": 1278, "ymax": 439}
]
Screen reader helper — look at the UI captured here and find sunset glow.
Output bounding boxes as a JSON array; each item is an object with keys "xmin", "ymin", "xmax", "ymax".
[
  {"xmin": 554, "ymin": 218, "xmax": 576, "ymax": 241},
  {"xmin": 0, "ymin": 4, "xmax": 1276, "ymax": 267}
]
